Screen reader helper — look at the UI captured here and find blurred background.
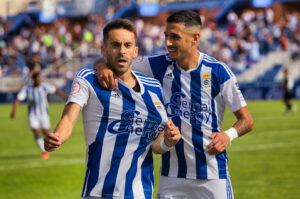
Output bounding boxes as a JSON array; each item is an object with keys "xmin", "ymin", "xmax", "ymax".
[{"xmin": 0, "ymin": 0, "xmax": 300, "ymax": 102}]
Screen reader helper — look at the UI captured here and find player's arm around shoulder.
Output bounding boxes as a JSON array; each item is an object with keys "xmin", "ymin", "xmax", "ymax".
[
  {"xmin": 152, "ymin": 120, "xmax": 181, "ymax": 154},
  {"xmin": 94, "ymin": 55, "xmax": 153, "ymax": 90},
  {"xmin": 94, "ymin": 57, "xmax": 118, "ymax": 90},
  {"xmin": 44, "ymin": 102, "xmax": 81, "ymax": 152}
]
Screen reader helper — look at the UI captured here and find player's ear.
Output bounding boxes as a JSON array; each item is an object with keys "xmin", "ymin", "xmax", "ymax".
[
  {"xmin": 133, "ymin": 46, "xmax": 138, "ymax": 59},
  {"xmin": 101, "ymin": 44, "xmax": 107, "ymax": 57},
  {"xmin": 192, "ymin": 32, "xmax": 200, "ymax": 44}
]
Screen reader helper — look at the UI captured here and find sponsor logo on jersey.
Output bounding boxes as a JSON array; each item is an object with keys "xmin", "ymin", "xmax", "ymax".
[
  {"xmin": 108, "ymin": 110, "xmax": 164, "ymax": 142},
  {"xmin": 165, "ymin": 92, "xmax": 211, "ymax": 124}
]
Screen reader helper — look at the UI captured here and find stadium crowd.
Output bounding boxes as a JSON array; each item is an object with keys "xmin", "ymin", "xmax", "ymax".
[
  {"xmin": 0, "ymin": 8, "xmax": 300, "ymax": 79},
  {"xmin": 199, "ymin": 8, "xmax": 300, "ymax": 74}
]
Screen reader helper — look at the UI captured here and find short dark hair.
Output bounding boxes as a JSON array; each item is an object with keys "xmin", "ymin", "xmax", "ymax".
[
  {"xmin": 167, "ymin": 10, "xmax": 202, "ymax": 27},
  {"xmin": 103, "ymin": 18, "xmax": 137, "ymax": 44}
]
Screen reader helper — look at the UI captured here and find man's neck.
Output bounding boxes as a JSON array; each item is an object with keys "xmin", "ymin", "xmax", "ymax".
[
  {"xmin": 177, "ymin": 51, "xmax": 200, "ymax": 71},
  {"xmin": 118, "ymin": 71, "xmax": 137, "ymax": 89}
]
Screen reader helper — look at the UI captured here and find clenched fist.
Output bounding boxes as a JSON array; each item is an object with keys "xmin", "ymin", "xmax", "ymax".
[
  {"xmin": 163, "ymin": 120, "xmax": 181, "ymax": 148},
  {"xmin": 44, "ymin": 132, "xmax": 62, "ymax": 152}
]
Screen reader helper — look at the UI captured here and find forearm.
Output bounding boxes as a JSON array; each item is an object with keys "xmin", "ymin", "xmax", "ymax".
[
  {"xmin": 11, "ymin": 100, "xmax": 20, "ymax": 117},
  {"xmin": 232, "ymin": 118, "xmax": 252, "ymax": 136},
  {"xmin": 54, "ymin": 102, "xmax": 81, "ymax": 143},
  {"xmin": 55, "ymin": 89, "xmax": 67, "ymax": 101},
  {"xmin": 207, "ymin": 107, "xmax": 253, "ymax": 155},
  {"xmin": 54, "ymin": 117, "xmax": 74, "ymax": 143},
  {"xmin": 232, "ymin": 107, "xmax": 254, "ymax": 137},
  {"xmin": 152, "ymin": 132, "xmax": 166, "ymax": 154},
  {"xmin": 13, "ymin": 99, "xmax": 20, "ymax": 110}
]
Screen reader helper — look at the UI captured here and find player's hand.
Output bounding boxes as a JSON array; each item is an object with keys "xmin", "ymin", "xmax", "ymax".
[
  {"xmin": 44, "ymin": 132, "xmax": 62, "ymax": 152},
  {"xmin": 164, "ymin": 120, "xmax": 181, "ymax": 147},
  {"xmin": 207, "ymin": 132, "xmax": 230, "ymax": 155},
  {"xmin": 10, "ymin": 112, "xmax": 15, "ymax": 119},
  {"xmin": 94, "ymin": 58, "xmax": 118, "ymax": 90}
]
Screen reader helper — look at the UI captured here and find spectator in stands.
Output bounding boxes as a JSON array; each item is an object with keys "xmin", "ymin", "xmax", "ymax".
[
  {"xmin": 0, "ymin": 22, "xmax": 4, "ymax": 38},
  {"xmin": 248, "ymin": 35, "xmax": 260, "ymax": 63},
  {"xmin": 1, "ymin": 6, "xmax": 300, "ymax": 79},
  {"xmin": 290, "ymin": 39, "xmax": 300, "ymax": 60},
  {"xmin": 3, "ymin": 56, "xmax": 21, "ymax": 77},
  {"xmin": 280, "ymin": 33, "xmax": 289, "ymax": 50},
  {"xmin": 227, "ymin": 10, "xmax": 238, "ymax": 25},
  {"xmin": 105, "ymin": 4, "xmax": 115, "ymax": 21}
]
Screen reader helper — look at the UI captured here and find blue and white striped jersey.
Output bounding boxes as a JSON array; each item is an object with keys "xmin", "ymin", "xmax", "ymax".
[
  {"xmin": 67, "ymin": 68, "xmax": 168, "ymax": 199},
  {"xmin": 132, "ymin": 52, "xmax": 246, "ymax": 180},
  {"xmin": 17, "ymin": 82, "xmax": 56, "ymax": 116}
]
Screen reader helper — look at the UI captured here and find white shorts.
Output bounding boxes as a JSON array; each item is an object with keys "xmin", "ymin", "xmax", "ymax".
[
  {"xmin": 157, "ymin": 176, "xmax": 234, "ymax": 199},
  {"xmin": 28, "ymin": 113, "xmax": 50, "ymax": 129}
]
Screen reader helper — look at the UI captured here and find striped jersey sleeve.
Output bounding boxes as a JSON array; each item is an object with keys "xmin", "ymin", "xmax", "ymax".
[
  {"xmin": 17, "ymin": 85, "xmax": 28, "ymax": 101},
  {"xmin": 202, "ymin": 54, "xmax": 246, "ymax": 112},
  {"xmin": 66, "ymin": 68, "xmax": 94, "ymax": 108},
  {"xmin": 42, "ymin": 83, "xmax": 56, "ymax": 94}
]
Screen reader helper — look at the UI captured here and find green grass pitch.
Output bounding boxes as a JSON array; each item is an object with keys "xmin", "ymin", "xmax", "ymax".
[{"xmin": 0, "ymin": 100, "xmax": 300, "ymax": 199}]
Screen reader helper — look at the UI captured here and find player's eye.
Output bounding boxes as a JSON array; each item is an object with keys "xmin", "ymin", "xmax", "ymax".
[
  {"xmin": 111, "ymin": 42, "xmax": 121, "ymax": 47},
  {"xmin": 125, "ymin": 43, "xmax": 133, "ymax": 48},
  {"xmin": 170, "ymin": 34, "xmax": 180, "ymax": 40}
]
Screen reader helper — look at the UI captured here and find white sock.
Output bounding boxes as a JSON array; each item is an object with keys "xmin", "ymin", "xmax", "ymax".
[{"xmin": 36, "ymin": 137, "xmax": 45, "ymax": 152}]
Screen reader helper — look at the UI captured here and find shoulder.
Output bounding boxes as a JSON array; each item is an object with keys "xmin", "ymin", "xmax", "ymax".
[
  {"xmin": 134, "ymin": 53, "xmax": 173, "ymax": 65},
  {"xmin": 148, "ymin": 53, "xmax": 172, "ymax": 61},
  {"xmin": 201, "ymin": 53, "xmax": 234, "ymax": 78},
  {"xmin": 40, "ymin": 82, "xmax": 54, "ymax": 87},
  {"xmin": 19, "ymin": 84, "xmax": 30, "ymax": 92},
  {"xmin": 134, "ymin": 71, "xmax": 162, "ymax": 88},
  {"xmin": 75, "ymin": 68, "xmax": 96, "ymax": 79},
  {"xmin": 201, "ymin": 53, "xmax": 224, "ymax": 67},
  {"xmin": 40, "ymin": 82, "xmax": 56, "ymax": 93}
]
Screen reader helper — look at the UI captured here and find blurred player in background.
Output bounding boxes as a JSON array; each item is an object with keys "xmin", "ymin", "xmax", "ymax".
[
  {"xmin": 10, "ymin": 72, "xmax": 67, "ymax": 160},
  {"xmin": 44, "ymin": 19, "xmax": 181, "ymax": 199},
  {"xmin": 96, "ymin": 11, "xmax": 254, "ymax": 199},
  {"xmin": 282, "ymin": 68, "xmax": 297, "ymax": 113}
]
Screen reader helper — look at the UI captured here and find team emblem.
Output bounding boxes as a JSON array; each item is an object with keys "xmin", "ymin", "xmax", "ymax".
[
  {"xmin": 202, "ymin": 73, "xmax": 211, "ymax": 91},
  {"xmin": 154, "ymin": 101, "xmax": 165, "ymax": 113}
]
